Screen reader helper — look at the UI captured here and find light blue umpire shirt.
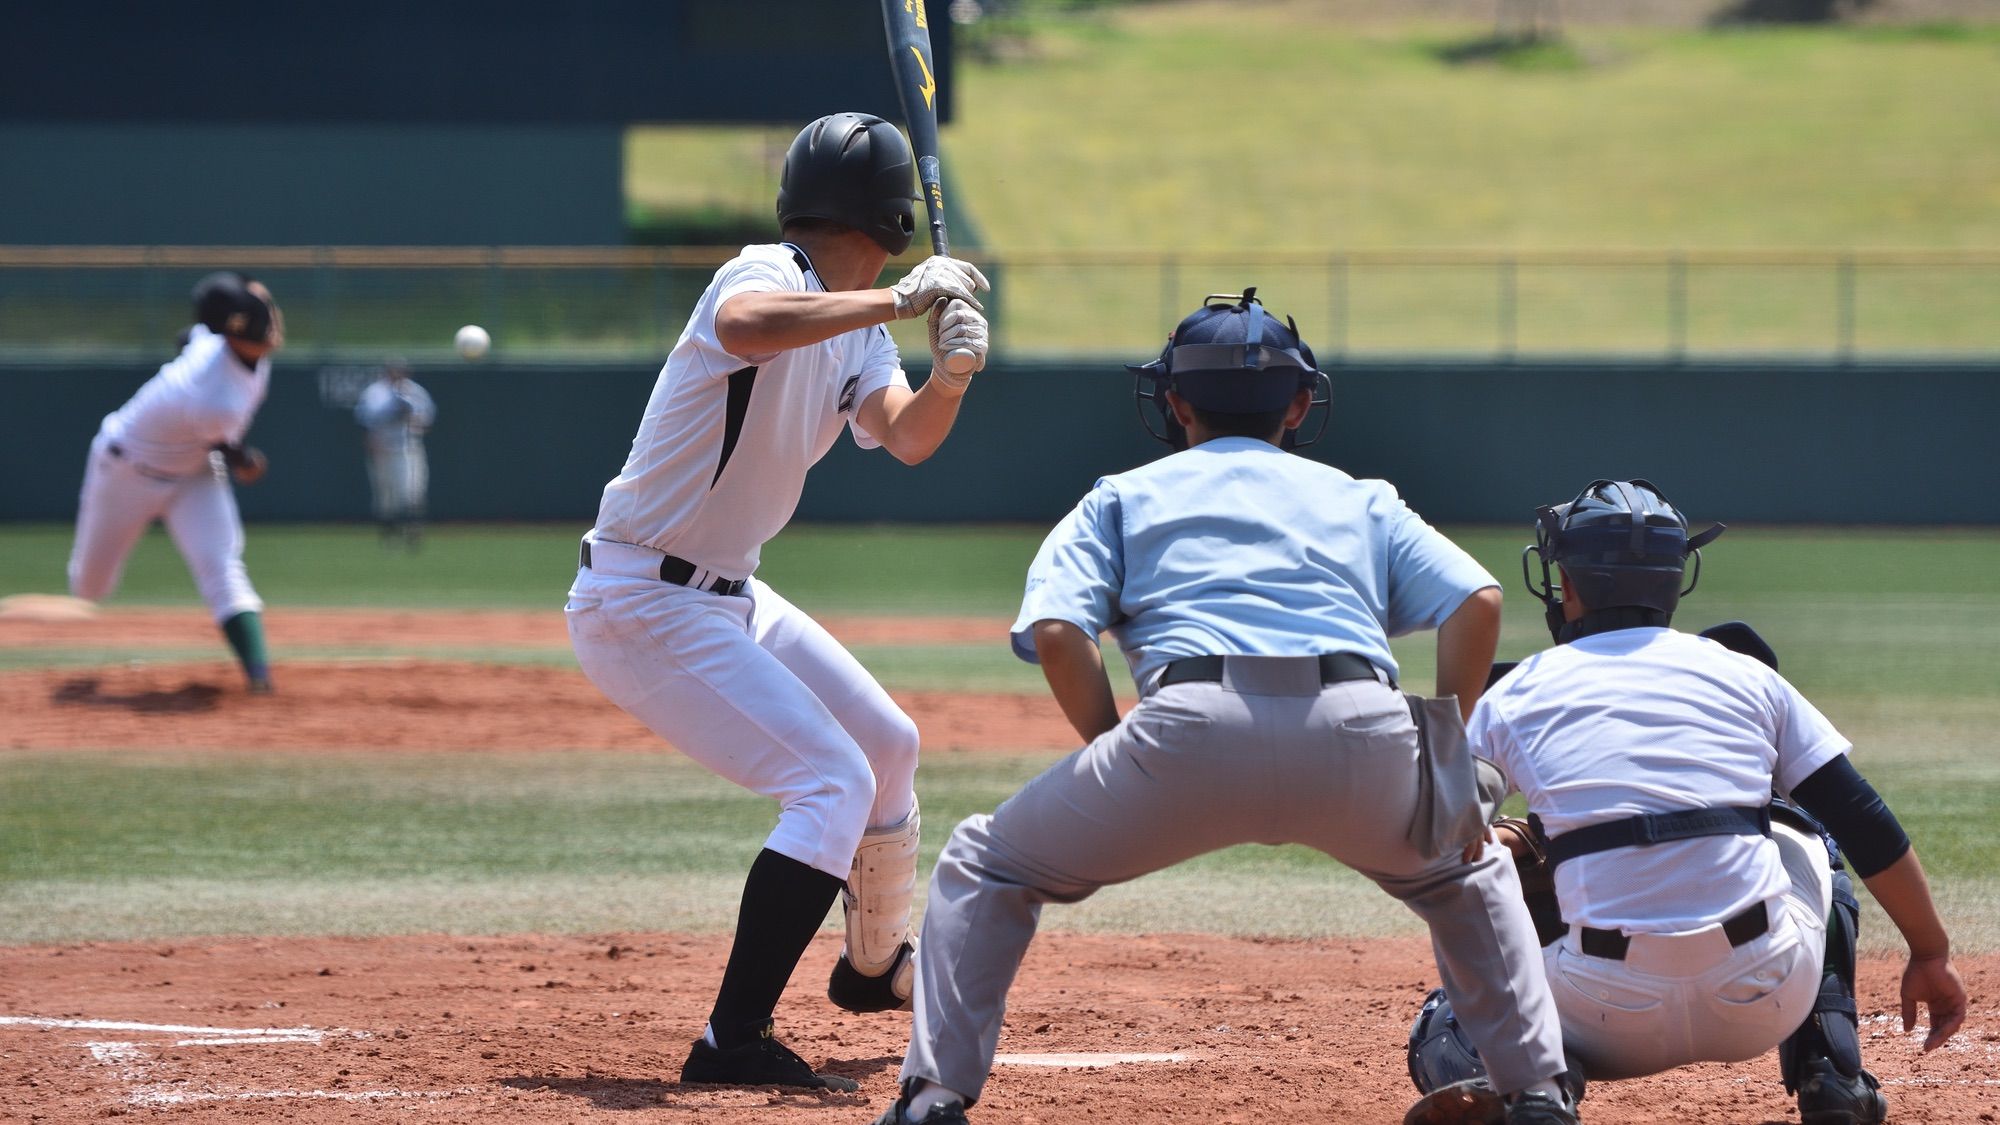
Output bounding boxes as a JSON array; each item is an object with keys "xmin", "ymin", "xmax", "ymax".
[{"xmin": 1010, "ymin": 437, "xmax": 1500, "ymax": 690}]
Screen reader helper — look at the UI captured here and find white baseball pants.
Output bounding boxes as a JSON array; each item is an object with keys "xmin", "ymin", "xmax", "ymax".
[
  {"xmin": 565, "ymin": 566, "xmax": 919, "ymax": 879},
  {"xmin": 900, "ymin": 664, "xmax": 1567, "ymax": 1104},
  {"xmin": 68, "ymin": 433, "xmax": 263, "ymax": 622},
  {"xmin": 1543, "ymin": 820, "xmax": 1832, "ymax": 1080},
  {"xmin": 365, "ymin": 440, "xmax": 428, "ymax": 521}
]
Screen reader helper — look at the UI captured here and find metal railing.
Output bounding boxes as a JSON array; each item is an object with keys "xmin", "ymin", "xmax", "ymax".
[{"xmin": 2, "ymin": 245, "xmax": 1995, "ymax": 364}]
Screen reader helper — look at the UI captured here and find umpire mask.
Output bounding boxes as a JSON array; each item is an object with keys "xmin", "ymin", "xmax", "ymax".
[{"xmin": 1127, "ymin": 288, "xmax": 1331, "ymax": 451}]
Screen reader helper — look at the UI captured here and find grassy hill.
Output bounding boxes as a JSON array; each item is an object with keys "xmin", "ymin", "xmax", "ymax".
[{"xmin": 628, "ymin": 5, "xmax": 2000, "ymax": 254}]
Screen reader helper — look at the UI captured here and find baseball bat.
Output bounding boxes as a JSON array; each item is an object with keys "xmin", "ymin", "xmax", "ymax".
[{"xmin": 879, "ymin": 0, "xmax": 978, "ymax": 376}]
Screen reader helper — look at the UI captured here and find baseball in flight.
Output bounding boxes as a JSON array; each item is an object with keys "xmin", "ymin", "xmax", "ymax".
[{"xmin": 454, "ymin": 324, "xmax": 490, "ymax": 359}]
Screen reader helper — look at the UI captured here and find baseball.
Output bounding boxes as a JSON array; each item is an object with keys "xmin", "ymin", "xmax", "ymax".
[{"xmin": 454, "ymin": 324, "xmax": 491, "ymax": 360}]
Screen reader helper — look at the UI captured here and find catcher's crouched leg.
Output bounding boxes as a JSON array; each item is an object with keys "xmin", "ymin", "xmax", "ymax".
[{"xmin": 829, "ymin": 802, "xmax": 920, "ymax": 1013}]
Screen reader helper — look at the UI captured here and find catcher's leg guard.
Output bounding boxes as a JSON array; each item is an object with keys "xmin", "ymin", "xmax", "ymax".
[
  {"xmin": 1779, "ymin": 868, "xmax": 1867, "ymax": 1093},
  {"xmin": 828, "ymin": 802, "xmax": 919, "ymax": 1013}
]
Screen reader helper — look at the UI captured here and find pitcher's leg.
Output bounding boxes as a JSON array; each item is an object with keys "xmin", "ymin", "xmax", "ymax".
[{"xmin": 68, "ymin": 441, "xmax": 166, "ymax": 603}]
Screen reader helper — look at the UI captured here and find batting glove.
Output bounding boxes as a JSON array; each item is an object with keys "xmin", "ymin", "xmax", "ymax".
[
  {"xmin": 927, "ymin": 299, "xmax": 988, "ymax": 395},
  {"xmin": 891, "ymin": 255, "xmax": 989, "ymax": 320}
]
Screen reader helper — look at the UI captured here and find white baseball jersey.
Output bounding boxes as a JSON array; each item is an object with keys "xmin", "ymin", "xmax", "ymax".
[
  {"xmin": 100, "ymin": 325, "xmax": 270, "ymax": 476},
  {"xmin": 590, "ymin": 243, "xmax": 909, "ymax": 578},
  {"xmin": 1469, "ymin": 627, "xmax": 1851, "ymax": 933},
  {"xmin": 354, "ymin": 378, "xmax": 435, "ymax": 449}
]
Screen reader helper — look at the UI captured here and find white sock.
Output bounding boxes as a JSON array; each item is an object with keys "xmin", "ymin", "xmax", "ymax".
[
  {"xmin": 906, "ymin": 1081, "xmax": 968, "ymax": 1119},
  {"xmin": 701, "ymin": 1023, "xmax": 717, "ymax": 1048}
]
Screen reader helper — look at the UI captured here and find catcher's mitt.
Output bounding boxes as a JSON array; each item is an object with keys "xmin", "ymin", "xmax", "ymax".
[{"xmin": 1493, "ymin": 817, "xmax": 1565, "ymax": 947}]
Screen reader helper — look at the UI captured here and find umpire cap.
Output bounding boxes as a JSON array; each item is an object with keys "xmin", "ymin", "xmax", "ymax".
[
  {"xmin": 776, "ymin": 112, "xmax": 917, "ymax": 256},
  {"xmin": 1127, "ymin": 289, "xmax": 1330, "ymax": 448},
  {"xmin": 192, "ymin": 271, "xmax": 282, "ymax": 346}
]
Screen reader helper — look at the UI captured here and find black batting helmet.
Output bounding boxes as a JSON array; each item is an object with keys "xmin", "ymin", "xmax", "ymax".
[
  {"xmin": 1523, "ymin": 479, "xmax": 1725, "ymax": 642},
  {"xmin": 191, "ymin": 271, "xmax": 282, "ymax": 346},
  {"xmin": 1126, "ymin": 288, "xmax": 1331, "ymax": 450},
  {"xmin": 776, "ymin": 112, "xmax": 917, "ymax": 256}
]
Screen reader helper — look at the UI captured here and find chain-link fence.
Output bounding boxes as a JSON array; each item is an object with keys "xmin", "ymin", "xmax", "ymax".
[{"xmin": 2, "ymin": 246, "xmax": 1995, "ymax": 365}]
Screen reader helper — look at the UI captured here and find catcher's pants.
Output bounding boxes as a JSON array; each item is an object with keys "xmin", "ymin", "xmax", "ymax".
[
  {"xmin": 68, "ymin": 432, "xmax": 263, "ymax": 622},
  {"xmin": 900, "ymin": 664, "xmax": 1566, "ymax": 1104},
  {"xmin": 565, "ymin": 564, "xmax": 919, "ymax": 879},
  {"xmin": 365, "ymin": 439, "xmax": 428, "ymax": 521},
  {"xmin": 1543, "ymin": 820, "xmax": 1831, "ymax": 1080}
]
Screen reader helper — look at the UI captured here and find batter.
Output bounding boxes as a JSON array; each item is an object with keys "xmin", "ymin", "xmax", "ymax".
[
  {"xmin": 68, "ymin": 271, "xmax": 283, "ymax": 693},
  {"xmin": 874, "ymin": 291, "xmax": 1576, "ymax": 1125},
  {"xmin": 564, "ymin": 111, "xmax": 989, "ymax": 1090},
  {"xmin": 1402, "ymin": 480, "xmax": 1967, "ymax": 1125}
]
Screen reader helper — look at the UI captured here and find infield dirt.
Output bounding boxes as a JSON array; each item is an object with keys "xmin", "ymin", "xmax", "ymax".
[{"xmin": 3, "ymin": 609, "xmax": 1994, "ymax": 1123}]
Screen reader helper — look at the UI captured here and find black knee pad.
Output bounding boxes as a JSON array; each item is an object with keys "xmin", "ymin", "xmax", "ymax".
[{"xmin": 1779, "ymin": 870, "xmax": 1864, "ymax": 1093}]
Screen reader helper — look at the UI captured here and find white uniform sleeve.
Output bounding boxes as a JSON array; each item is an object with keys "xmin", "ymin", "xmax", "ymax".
[
  {"xmin": 1380, "ymin": 491, "xmax": 1501, "ymax": 637},
  {"xmin": 408, "ymin": 383, "xmax": 436, "ymax": 428},
  {"xmin": 704, "ymin": 253, "xmax": 801, "ymax": 369},
  {"xmin": 1768, "ymin": 671, "xmax": 1852, "ymax": 796},
  {"xmin": 1009, "ymin": 482, "xmax": 1125, "ymax": 664},
  {"xmin": 1465, "ymin": 695, "xmax": 1522, "ymax": 798},
  {"xmin": 846, "ymin": 324, "xmax": 911, "ymax": 450}
]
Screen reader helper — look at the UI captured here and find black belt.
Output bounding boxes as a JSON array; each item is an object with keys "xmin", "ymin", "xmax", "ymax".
[
  {"xmin": 1157, "ymin": 652, "xmax": 1387, "ymax": 689},
  {"xmin": 1579, "ymin": 900, "xmax": 1770, "ymax": 961},
  {"xmin": 1537, "ymin": 804, "xmax": 1772, "ymax": 869},
  {"xmin": 579, "ymin": 541, "xmax": 748, "ymax": 597}
]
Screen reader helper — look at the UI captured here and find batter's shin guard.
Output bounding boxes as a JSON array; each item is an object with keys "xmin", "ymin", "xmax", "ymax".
[
  {"xmin": 828, "ymin": 802, "xmax": 919, "ymax": 1013},
  {"xmin": 1779, "ymin": 869, "xmax": 1865, "ymax": 1094}
]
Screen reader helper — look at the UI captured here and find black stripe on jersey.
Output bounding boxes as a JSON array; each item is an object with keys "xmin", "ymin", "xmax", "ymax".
[{"xmin": 711, "ymin": 366, "xmax": 758, "ymax": 489}]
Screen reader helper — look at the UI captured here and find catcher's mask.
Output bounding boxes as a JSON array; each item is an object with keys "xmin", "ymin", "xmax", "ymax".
[
  {"xmin": 1127, "ymin": 288, "xmax": 1331, "ymax": 451},
  {"xmin": 775, "ymin": 111, "xmax": 918, "ymax": 256},
  {"xmin": 192, "ymin": 271, "xmax": 284, "ymax": 348},
  {"xmin": 1522, "ymin": 478, "xmax": 1725, "ymax": 644}
]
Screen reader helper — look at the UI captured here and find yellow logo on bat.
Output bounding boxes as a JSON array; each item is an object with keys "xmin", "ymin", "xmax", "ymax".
[
  {"xmin": 907, "ymin": 0, "xmax": 928, "ymax": 30},
  {"xmin": 910, "ymin": 45, "xmax": 937, "ymax": 110}
]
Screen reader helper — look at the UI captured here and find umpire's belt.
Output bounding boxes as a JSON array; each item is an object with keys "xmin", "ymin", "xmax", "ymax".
[
  {"xmin": 1157, "ymin": 652, "xmax": 1390, "ymax": 690},
  {"xmin": 1577, "ymin": 900, "xmax": 1769, "ymax": 961},
  {"xmin": 579, "ymin": 539, "xmax": 748, "ymax": 597}
]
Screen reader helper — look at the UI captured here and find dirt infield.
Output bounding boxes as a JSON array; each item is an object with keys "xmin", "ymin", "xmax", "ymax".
[{"xmin": 3, "ymin": 609, "xmax": 1995, "ymax": 1122}]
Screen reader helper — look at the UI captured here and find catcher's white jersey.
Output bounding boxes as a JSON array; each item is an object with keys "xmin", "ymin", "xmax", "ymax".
[
  {"xmin": 590, "ymin": 243, "xmax": 908, "ymax": 579},
  {"xmin": 100, "ymin": 325, "xmax": 270, "ymax": 476},
  {"xmin": 1469, "ymin": 627, "xmax": 1850, "ymax": 933}
]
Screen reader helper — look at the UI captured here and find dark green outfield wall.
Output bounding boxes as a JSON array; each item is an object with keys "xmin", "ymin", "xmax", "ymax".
[{"xmin": 5, "ymin": 359, "xmax": 1995, "ymax": 526}]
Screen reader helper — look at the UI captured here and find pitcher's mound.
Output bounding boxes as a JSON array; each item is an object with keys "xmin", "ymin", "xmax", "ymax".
[{"xmin": 0, "ymin": 594, "xmax": 98, "ymax": 622}]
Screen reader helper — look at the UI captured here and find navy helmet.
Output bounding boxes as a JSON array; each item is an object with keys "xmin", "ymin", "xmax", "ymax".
[
  {"xmin": 1126, "ymin": 288, "xmax": 1331, "ymax": 450},
  {"xmin": 192, "ymin": 271, "xmax": 282, "ymax": 346},
  {"xmin": 1523, "ymin": 479, "xmax": 1725, "ymax": 643},
  {"xmin": 776, "ymin": 112, "xmax": 917, "ymax": 256}
]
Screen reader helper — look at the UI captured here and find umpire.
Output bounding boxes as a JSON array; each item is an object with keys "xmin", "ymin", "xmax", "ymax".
[{"xmin": 872, "ymin": 291, "xmax": 1577, "ymax": 1125}]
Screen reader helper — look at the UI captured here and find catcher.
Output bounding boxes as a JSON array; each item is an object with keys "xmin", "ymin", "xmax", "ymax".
[{"xmin": 1403, "ymin": 479, "xmax": 1967, "ymax": 1125}]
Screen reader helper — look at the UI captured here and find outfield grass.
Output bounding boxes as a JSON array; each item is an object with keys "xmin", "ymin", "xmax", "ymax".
[
  {"xmin": 627, "ymin": 10, "xmax": 2000, "ymax": 354},
  {"xmin": 2, "ymin": 521, "xmax": 1997, "ymax": 950}
]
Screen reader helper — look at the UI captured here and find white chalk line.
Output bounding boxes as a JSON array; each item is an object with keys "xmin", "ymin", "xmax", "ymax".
[
  {"xmin": 2, "ymin": 1013, "xmax": 457, "ymax": 1108},
  {"xmin": 995, "ymin": 1051, "xmax": 1188, "ymax": 1068},
  {"xmin": 0, "ymin": 1014, "xmax": 332, "ymax": 1039}
]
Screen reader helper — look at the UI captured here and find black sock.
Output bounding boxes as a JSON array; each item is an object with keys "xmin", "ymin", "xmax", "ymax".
[{"xmin": 707, "ymin": 848, "xmax": 845, "ymax": 1048}]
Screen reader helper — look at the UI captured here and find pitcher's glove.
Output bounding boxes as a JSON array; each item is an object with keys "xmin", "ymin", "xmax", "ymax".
[
  {"xmin": 215, "ymin": 442, "xmax": 267, "ymax": 485},
  {"xmin": 890, "ymin": 255, "xmax": 989, "ymax": 319}
]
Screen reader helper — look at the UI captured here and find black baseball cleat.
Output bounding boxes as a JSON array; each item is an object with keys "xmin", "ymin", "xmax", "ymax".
[
  {"xmin": 677, "ymin": 1025, "xmax": 858, "ymax": 1091},
  {"xmin": 871, "ymin": 1092, "xmax": 970, "ymax": 1125},
  {"xmin": 246, "ymin": 676, "xmax": 274, "ymax": 695},
  {"xmin": 828, "ymin": 940, "xmax": 914, "ymax": 1014},
  {"xmin": 1503, "ymin": 1089, "xmax": 1580, "ymax": 1125},
  {"xmin": 1797, "ymin": 1060, "xmax": 1887, "ymax": 1125}
]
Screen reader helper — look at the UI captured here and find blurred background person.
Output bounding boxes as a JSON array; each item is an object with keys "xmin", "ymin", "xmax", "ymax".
[{"xmin": 354, "ymin": 358, "xmax": 435, "ymax": 550}]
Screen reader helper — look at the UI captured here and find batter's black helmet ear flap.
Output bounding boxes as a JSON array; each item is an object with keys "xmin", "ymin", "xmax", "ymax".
[{"xmin": 776, "ymin": 112, "xmax": 918, "ymax": 256}]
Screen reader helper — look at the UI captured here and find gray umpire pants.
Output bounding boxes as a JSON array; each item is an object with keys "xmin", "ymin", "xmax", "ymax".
[{"xmin": 900, "ymin": 657, "xmax": 1567, "ymax": 1104}]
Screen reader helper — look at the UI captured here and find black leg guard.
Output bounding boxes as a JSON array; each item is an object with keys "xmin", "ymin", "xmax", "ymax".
[{"xmin": 1779, "ymin": 868, "xmax": 1865, "ymax": 1094}]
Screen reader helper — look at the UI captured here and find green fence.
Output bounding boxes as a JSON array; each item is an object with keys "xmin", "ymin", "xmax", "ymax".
[
  {"xmin": 3, "ymin": 246, "xmax": 1997, "ymax": 364},
  {"xmin": 7, "ymin": 358, "xmax": 1997, "ymax": 526}
]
